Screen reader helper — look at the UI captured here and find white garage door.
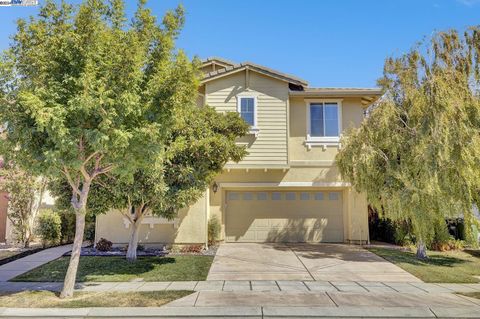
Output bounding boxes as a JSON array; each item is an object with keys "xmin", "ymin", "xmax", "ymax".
[{"xmin": 225, "ymin": 190, "xmax": 344, "ymax": 243}]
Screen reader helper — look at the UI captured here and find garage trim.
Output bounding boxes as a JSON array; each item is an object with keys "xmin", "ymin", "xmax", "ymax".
[{"xmin": 219, "ymin": 181, "xmax": 351, "ymax": 188}]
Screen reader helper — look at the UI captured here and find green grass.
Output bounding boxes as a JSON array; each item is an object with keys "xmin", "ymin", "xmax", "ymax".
[
  {"xmin": 12, "ymin": 256, "xmax": 214, "ymax": 282},
  {"xmin": 368, "ymin": 247, "xmax": 480, "ymax": 283},
  {"xmin": 0, "ymin": 290, "xmax": 192, "ymax": 307},
  {"xmin": 0, "ymin": 251, "xmax": 19, "ymax": 261}
]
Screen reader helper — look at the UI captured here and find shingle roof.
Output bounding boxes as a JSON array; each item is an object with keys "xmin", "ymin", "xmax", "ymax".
[
  {"xmin": 290, "ymin": 87, "xmax": 383, "ymax": 96},
  {"xmin": 201, "ymin": 57, "xmax": 236, "ymax": 67},
  {"xmin": 202, "ymin": 61, "xmax": 309, "ymax": 87}
]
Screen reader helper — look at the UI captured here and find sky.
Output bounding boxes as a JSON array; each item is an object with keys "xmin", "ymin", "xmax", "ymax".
[{"xmin": 1, "ymin": 0, "xmax": 480, "ymax": 88}]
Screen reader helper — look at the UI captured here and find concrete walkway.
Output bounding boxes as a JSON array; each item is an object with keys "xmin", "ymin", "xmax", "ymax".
[
  {"xmin": 2, "ymin": 305, "xmax": 480, "ymax": 318},
  {"xmin": 1, "ymin": 280, "xmax": 479, "ymax": 294},
  {"xmin": 0, "ymin": 244, "xmax": 73, "ymax": 282},
  {"xmin": 208, "ymin": 243, "xmax": 421, "ymax": 282}
]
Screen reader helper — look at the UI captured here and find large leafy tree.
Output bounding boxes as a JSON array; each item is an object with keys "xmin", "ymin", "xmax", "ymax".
[
  {"xmin": 0, "ymin": 0, "xmax": 197, "ymax": 297},
  {"xmin": 52, "ymin": 105, "xmax": 248, "ymax": 261},
  {"xmin": 336, "ymin": 28, "xmax": 480, "ymax": 258}
]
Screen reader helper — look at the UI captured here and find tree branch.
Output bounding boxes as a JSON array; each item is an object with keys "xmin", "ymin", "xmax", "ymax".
[{"xmin": 62, "ymin": 167, "xmax": 81, "ymax": 196}]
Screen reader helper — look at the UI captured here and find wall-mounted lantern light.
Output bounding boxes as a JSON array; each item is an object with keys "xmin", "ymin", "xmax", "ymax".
[{"xmin": 212, "ymin": 182, "xmax": 218, "ymax": 193}]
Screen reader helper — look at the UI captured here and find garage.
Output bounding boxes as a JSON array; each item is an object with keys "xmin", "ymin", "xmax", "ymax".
[{"xmin": 225, "ymin": 190, "xmax": 344, "ymax": 243}]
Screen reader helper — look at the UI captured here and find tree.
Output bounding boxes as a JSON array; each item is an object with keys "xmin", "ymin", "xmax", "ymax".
[
  {"xmin": 336, "ymin": 28, "xmax": 480, "ymax": 258},
  {"xmin": 0, "ymin": 164, "xmax": 47, "ymax": 248},
  {"xmin": 0, "ymin": 0, "xmax": 197, "ymax": 297},
  {"xmin": 52, "ymin": 105, "xmax": 248, "ymax": 261}
]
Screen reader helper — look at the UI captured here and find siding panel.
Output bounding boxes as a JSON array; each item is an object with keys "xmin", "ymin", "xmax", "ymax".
[{"xmin": 206, "ymin": 71, "xmax": 289, "ymax": 166}]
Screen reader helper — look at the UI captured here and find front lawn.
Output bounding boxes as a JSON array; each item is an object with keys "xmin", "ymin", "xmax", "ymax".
[
  {"xmin": 0, "ymin": 250, "xmax": 19, "ymax": 260},
  {"xmin": 12, "ymin": 256, "xmax": 213, "ymax": 282},
  {"xmin": 368, "ymin": 247, "xmax": 480, "ymax": 283},
  {"xmin": 0, "ymin": 290, "xmax": 192, "ymax": 308}
]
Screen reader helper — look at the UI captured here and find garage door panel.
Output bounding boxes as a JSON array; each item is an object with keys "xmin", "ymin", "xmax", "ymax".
[{"xmin": 225, "ymin": 191, "xmax": 344, "ymax": 243}]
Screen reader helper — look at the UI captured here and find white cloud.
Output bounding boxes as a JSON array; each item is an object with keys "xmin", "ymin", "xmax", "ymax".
[{"xmin": 457, "ymin": 0, "xmax": 480, "ymax": 6}]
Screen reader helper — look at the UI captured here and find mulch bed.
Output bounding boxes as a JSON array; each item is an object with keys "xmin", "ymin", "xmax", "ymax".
[
  {"xmin": 63, "ymin": 245, "xmax": 219, "ymax": 257},
  {"xmin": 63, "ymin": 247, "xmax": 167, "ymax": 257}
]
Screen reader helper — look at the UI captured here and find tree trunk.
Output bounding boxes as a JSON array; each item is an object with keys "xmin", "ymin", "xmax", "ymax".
[
  {"xmin": 24, "ymin": 232, "xmax": 30, "ymax": 249},
  {"xmin": 126, "ymin": 218, "xmax": 142, "ymax": 262},
  {"xmin": 60, "ymin": 209, "xmax": 86, "ymax": 298},
  {"xmin": 416, "ymin": 239, "xmax": 428, "ymax": 259}
]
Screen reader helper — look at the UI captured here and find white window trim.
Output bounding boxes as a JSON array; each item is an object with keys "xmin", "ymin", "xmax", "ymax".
[
  {"xmin": 237, "ymin": 95, "xmax": 259, "ymax": 137},
  {"xmin": 305, "ymin": 99, "xmax": 342, "ymax": 149}
]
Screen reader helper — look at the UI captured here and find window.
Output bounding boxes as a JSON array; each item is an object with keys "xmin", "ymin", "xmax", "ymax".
[
  {"xmin": 286, "ymin": 192, "xmax": 296, "ymax": 200},
  {"xmin": 300, "ymin": 192, "xmax": 310, "ymax": 200},
  {"xmin": 238, "ymin": 97, "xmax": 256, "ymax": 127},
  {"xmin": 271, "ymin": 192, "xmax": 282, "ymax": 200},
  {"xmin": 243, "ymin": 192, "xmax": 253, "ymax": 200},
  {"xmin": 257, "ymin": 192, "xmax": 267, "ymax": 200},
  {"xmin": 228, "ymin": 192, "xmax": 239, "ymax": 200},
  {"xmin": 328, "ymin": 192, "xmax": 340, "ymax": 201},
  {"xmin": 308, "ymin": 101, "xmax": 341, "ymax": 141},
  {"xmin": 314, "ymin": 192, "xmax": 324, "ymax": 201}
]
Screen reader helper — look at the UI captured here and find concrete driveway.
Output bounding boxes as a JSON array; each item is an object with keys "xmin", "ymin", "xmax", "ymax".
[{"xmin": 207, "ymin": 243, "xmax": 421, "ymax": 282}]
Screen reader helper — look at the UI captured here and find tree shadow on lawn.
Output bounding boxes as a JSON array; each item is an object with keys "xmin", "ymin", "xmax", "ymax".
[
  {"xmin": 464, "ymin": 249, "xmax": 480, "ymax": 258},
  {"xmin": 369, "ymin": 248, "xmax": 469, "ymax": 268},
  {"xmin": 12, "ymin": 256, "xmax": 177, "ymax": 282},
  {"xmin": 75, "ymin": 256, "xmax": 176, "ymax": 281}
]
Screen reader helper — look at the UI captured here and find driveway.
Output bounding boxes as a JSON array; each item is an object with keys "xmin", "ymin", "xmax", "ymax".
[{"xmin": 207, "ymin": 243, "xmax": 421, "ymax": 282}]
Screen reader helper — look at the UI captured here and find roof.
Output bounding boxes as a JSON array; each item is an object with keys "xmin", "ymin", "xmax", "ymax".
[
  {"xmin": 289, "ymin": 87, "xmax": 383, "ymax": 97},
  {"xmin": 202, "ymin": 61, "xmax": 309, "ymax": 87},
  {"xmin": 289, "ymin": 87, "xmax": 383, "ymax": 106},
  {"xmin": 201, "ymin": 57, "xmax": 236, "ymax": 68},
  {"xmin": 200, "ymin": 57, "xmax": 383, "ymax": 105}
]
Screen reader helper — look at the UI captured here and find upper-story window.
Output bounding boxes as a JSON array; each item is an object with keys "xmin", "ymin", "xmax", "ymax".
[
  {"xmin": 307, "ymin": 100, "xmax": 342, "ymax": 144},
  {"xmin": 237, "ymin": 97, "xmax": 256, "ymax": 127}
]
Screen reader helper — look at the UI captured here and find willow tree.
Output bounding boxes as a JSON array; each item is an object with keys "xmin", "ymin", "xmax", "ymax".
[
  {"xmin": 336, "ymin": 28, "xmax": 480, "ymax": 258},
  {"xmin": 0, "ymin": 0, "xmax": 197, "ymax": 297}
]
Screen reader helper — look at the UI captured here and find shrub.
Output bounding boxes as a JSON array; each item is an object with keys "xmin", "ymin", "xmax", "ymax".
[
  {"xmin": 208, "ymin": 215, "xmax": 221, "ymax": 245},
  {"xmin": 84, "ymin": 215, "xmax": 96, "ymax": 242},
  {"xmin": 59, "ymin": 209, "xmax": 76, "ymax": 244},
  {"xmin": 36, "ymin": 209, "xmax": 62, "ymax": 248},
  {"xmin": 96, "ymin": 238, "xmax": 112, "ymax": 252},
  {"xmin": 429, "ymin": 218, "xmax": 451, "ymax": 251},
  {"xmin": 448, "ymin": 239, "xmax": 465, "ymax": 250},
  {"xmin": 58, "ymin": 209, "xmax": 96, "ymax": 244}
]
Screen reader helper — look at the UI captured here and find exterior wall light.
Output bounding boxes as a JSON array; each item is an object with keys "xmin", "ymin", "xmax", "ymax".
[{"xmin": 212, "ymin": 182, "xmax": 218, "ymax": 193}]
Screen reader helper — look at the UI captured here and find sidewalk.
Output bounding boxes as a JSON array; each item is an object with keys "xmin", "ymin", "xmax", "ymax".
[
  {"xmin": 0, "ymin": 244, "xmax": 73, "ymax": 282},
  {"xmin": 1, "ymin": 280, "xmax": 479, "ymax": 294},
  {"xmin": 1, "ymin": 305, "xmax": 480, "ymax": 318}
]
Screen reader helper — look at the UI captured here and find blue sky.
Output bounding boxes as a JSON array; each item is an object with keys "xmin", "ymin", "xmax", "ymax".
[{"xmin": 1, "ymin": 0, "xmax": 480, "ymax": 87}]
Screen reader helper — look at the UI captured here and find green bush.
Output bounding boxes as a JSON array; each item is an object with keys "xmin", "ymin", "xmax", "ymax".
[
  {"xmin": 36, "ymin": 209, "xmax": 62, "ymax": 248},
  {"xmin": 58, "ymin": 209, "xmax": 96, "ymax": 244},
  {"xmin": 429, "ymin": 218, "xmax": 452, "ymax": 251},
  {"xmin": 456, "ymin": 221, "xmax": 466, "ymax": 240},
  {"xmin": 208, "ymin": 215, "xmax": 221, "ymax": 245},
  {"xmin": 59, "ymin": 209, "xmax": 76, "ymax": 244},
  {"xmin": 96, "ymin": 238, "xmax": 112, "ymax": 252},
  {"xmin": 393, "ymin": 221, "xmax": 414, "ymax": 246}
]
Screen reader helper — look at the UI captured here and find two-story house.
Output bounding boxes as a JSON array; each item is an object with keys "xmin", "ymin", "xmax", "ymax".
[{"xmin": 95, "ymin": 57, "xmax": 382, "ymax": 246}]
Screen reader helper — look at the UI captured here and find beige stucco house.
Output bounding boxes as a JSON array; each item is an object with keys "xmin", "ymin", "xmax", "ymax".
[{"xmin": 95, "ymin": 57, "xmax": 382, "ymax": 246}]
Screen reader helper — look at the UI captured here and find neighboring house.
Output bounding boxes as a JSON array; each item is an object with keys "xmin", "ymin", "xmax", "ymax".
[{"xmin": 95, "ymin": 57, "xmax": 382, "ymax": 246}]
